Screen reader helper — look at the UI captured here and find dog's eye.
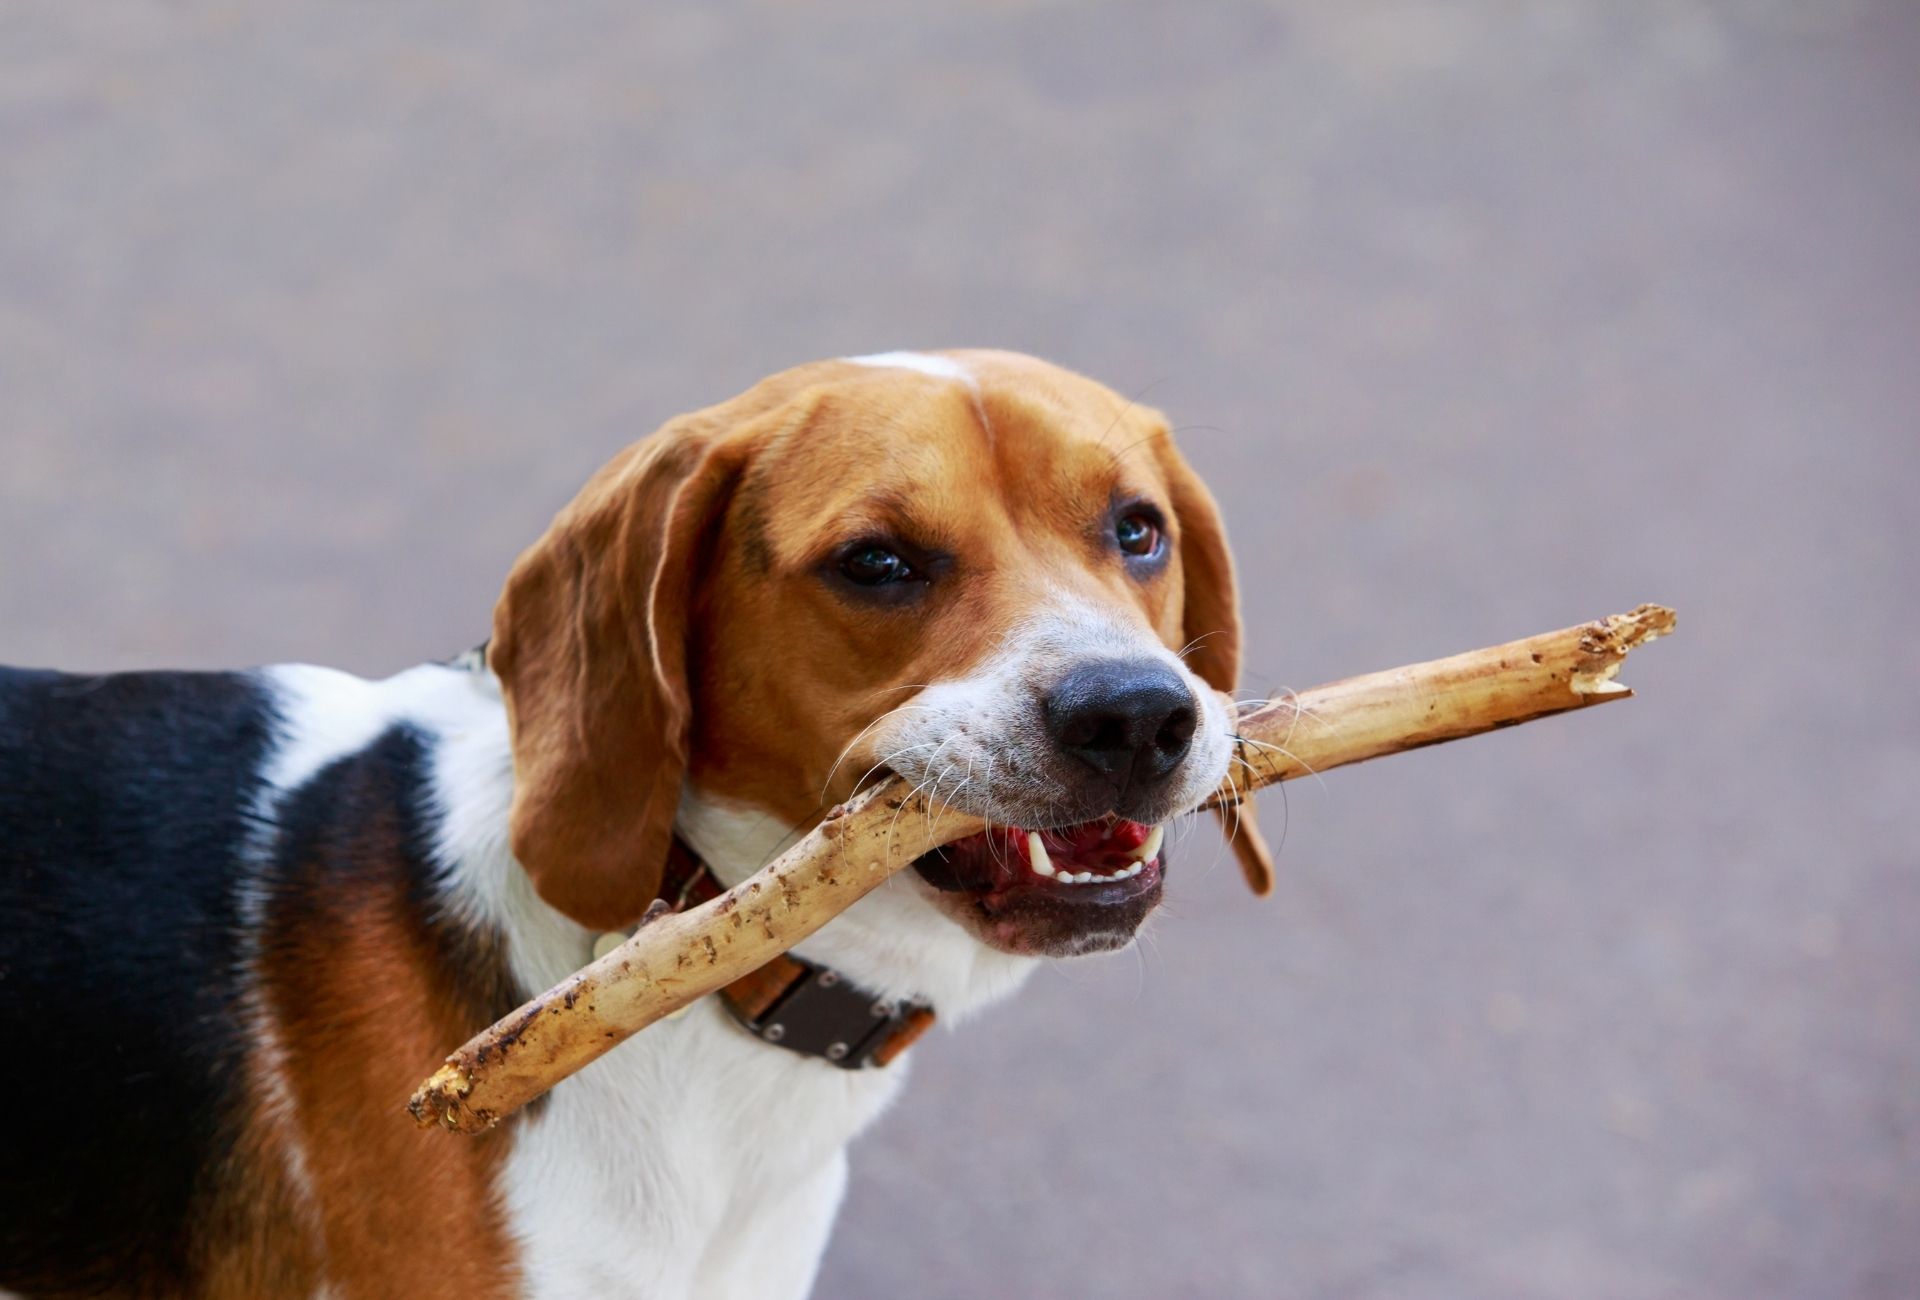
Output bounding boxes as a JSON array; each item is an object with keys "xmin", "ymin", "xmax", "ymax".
[
  {"xmin": 841, "ymin": 545, "xmax": 914, "ymax": 586},
  {"xmin": 1115, "ymin": 513, "xmax": 1160, "ymax": 557}
]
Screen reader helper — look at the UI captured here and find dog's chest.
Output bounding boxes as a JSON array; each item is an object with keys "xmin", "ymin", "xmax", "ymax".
[{"xmin": 499, "ymin": 998, "xmax": 905, "ymax": 1299}]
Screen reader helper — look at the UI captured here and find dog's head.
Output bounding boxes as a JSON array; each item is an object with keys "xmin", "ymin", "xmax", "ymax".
[{"xmin": 490, "ymin": 350, "xmax": 1268, "ymax": 963}]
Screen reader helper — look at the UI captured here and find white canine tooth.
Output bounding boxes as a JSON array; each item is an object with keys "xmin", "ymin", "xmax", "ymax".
[
  {"xmin": 1134, "ymin": 824, "xmax": 1165, "ymax": 864},
  {"xmin": 1027, "ymin": 832, "xmax": 1056, "ymax": 878}
]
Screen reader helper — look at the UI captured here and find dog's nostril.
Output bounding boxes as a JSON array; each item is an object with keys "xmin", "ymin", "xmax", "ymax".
[
  {"xmin": 1156, "ymin": 704, "xmax": 1197, "ymax": 752},
  {"xmin": 1059, "ymin": 713, "xmax": 1128, "ymax": 754},
  {"xmin": 1043, "ymin": 659, "xmax": 1199, "ymax": 789}
]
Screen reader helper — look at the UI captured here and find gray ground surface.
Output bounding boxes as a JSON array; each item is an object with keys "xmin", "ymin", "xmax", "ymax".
[{"xmin": 4, "ymin": 3, "xmax": 1917, "ymax": 1296}]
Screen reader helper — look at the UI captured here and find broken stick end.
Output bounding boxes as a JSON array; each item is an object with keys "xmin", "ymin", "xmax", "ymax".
[
  {"xmin": 1571, "ymin": 603, "xmax": 1674, "ymax": 697},
  {"xmin": 407, "ymin": 1063, "xmax": 495, "ymax": 1135},
  {"xmin": 1606, "ymin": 603, "xmax": 1677, "ymax": 649}
]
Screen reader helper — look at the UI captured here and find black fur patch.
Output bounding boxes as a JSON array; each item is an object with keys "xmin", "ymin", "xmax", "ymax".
[
  {"xmin": 0, "ymin": 667, "xmax": 272, "ymax": 1297},
  {"xmin": 0, "ymin": 666, "xmax": 527, "ymax": 1296},
  {"xmin": 256, "ymin": 723, "xmax": 526, "ymax": 1050}
]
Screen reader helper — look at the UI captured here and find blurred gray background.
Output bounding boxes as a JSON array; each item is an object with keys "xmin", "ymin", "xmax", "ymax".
[{"xmin": 4, "ymin": 2, "xmax": 1916, "ymax": 1296}]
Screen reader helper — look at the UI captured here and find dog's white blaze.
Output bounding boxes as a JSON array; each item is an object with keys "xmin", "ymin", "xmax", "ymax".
[
  {"xmin": 843, "ymin": 350, "xmax": 996, "ymax": 440},
  {"xmin": 843, "ymin": 350, "xmax": 977, "ymax": 386}
]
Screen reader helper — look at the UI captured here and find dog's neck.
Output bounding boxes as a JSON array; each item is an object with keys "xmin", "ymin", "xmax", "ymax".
[{"xmin": 433, "ymin": 659, "xmax": 1036, "ymax": 1025}]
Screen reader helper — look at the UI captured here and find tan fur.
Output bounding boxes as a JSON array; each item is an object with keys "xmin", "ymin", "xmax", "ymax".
[
  {"xmin": 492, "ymin": 350, "xmax": 1272, "ymax": 929},
  {"xmin": 255, "ymin": 847, "xmax": 521, "ymax": 1298},
  {"xmin": 196, "ymin": 1102, "xmax": 325, "ymax": 1300}
]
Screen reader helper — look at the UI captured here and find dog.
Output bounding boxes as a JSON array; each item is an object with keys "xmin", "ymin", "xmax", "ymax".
[{"xmin": 0, "ymin": 349, "xmax": 1272, "ymax": 1299}]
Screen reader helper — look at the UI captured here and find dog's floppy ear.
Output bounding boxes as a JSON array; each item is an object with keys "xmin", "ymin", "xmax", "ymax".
[
  {"xmin": 1156, "ymin": 435, "xmax": 1277, "ymax": 897},
  {"xmin": 490, "ymin": 430, "xmax": 743, "ymax": 931}
]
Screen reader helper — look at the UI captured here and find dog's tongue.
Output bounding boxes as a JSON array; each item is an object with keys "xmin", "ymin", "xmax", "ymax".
[{"xmin": 917, "ymin": 816, "xmax": 1163, "ymax": 894}]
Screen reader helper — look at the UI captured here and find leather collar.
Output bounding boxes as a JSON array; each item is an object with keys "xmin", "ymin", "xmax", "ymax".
[
  {"xmin": 658, "ymin": 837, "xmax": 936, "ymax": 1070},
  {"xmin": 450, "ymin": 644, "xmax": 935, "ymax": 1070}
]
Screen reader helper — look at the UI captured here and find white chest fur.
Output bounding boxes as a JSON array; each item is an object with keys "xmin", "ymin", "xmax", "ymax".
[
  {"xmin": 498, "ymin": 995, "xmax": 901, "ymax": 1299},
  {"xmin": 303, "ymin": 662, "xmax": 1035, "ymax": 1298}
]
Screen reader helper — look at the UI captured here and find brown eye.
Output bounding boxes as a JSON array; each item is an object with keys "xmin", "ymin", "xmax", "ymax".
[
  {"xmin": 840, "ymin": 544, "xmax": 913, "ymax": 585},
  {"xmin": 1115, "ymin": 513, "xmax": 1159, "ymax": 557}
]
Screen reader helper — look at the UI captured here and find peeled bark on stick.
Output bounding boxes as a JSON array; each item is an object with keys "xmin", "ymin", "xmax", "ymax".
[{"xmin": 411, "ymin": 604, "xmax": 1675, "ymax": 1134}]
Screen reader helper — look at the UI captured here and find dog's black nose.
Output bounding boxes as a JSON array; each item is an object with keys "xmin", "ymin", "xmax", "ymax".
[{"xmin": 1044, "ymin": 659, "xmax": 1198, "ymax": 790}]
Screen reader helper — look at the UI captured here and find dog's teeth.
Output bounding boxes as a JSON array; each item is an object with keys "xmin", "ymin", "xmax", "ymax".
[
  {"xmin": 1133, "ymin": 824, "xmax": 1165, "ymax": 864},
  {"xmin": 1027, "ymin": 835, "xmax": 1160, "ymax": 886}
]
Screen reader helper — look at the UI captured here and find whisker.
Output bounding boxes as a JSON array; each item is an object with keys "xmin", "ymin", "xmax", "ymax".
[
  {"xmin": 884, "ymin": 728, "xmax": 969, "ymax": 860},
  {"xmin": 1175, "ymin": 630, "xmax": 1224, "ymax": 661},
  {"xmin": 1094, "ymin": 377, "xmax": 1168, "ymax": 460},
  {"xmin": 820, "ymin": 702, "xmax": 946, "ymax": 800},
  {"xmin": 845, "ymin": 740, "xmax": 941, "ymax": 800},
  {"xmin": 861, "ymin": 682, "xmax": 935, "ymax": 698},
  {"xmin": 924, "ymin": 762, "xmax": 961, "ymax": 839},
  {"xmin": 1231, "ymin": 733, "xmax": 1330, "ymax": 795}
]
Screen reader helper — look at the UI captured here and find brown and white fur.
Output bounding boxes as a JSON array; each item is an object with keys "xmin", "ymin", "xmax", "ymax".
[{"xmin": 0, "ymin": 349, "xmax": 1270, "ymax": 1299}]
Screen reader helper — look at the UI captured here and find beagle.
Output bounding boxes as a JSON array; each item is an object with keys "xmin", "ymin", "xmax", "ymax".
[{"xmin": 0, "ymin": 349, "xmax": 1271, "ymax": 1299}]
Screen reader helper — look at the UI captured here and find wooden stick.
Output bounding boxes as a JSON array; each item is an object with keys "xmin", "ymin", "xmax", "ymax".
[{"xmin": 411, "ymin": 604, "xmax": 1674, "ymax": 1134}]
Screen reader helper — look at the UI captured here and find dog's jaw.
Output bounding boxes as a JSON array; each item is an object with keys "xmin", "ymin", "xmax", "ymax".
[{"xmin": 675, "ymin": 788, "xmax": 1042, "ymax": 1022}]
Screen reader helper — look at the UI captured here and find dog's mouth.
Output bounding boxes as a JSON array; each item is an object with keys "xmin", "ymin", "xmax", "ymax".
[
  {"xmin": 910, "ymin": 816, "xmax": 1165, "ymax": 954},
  {"xmin": 913, "ymin": 816, "xmax": 1164, "ymax": 900}
]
